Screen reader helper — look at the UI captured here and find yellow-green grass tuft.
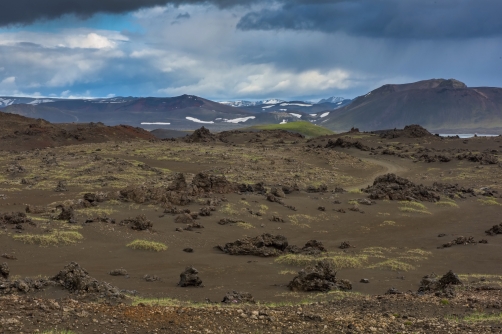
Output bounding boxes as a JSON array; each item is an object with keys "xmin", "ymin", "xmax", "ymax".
[
  {"xmin": 13, "ymin": 231, "xmax": 83, "ymax": 246},
  {"xmin": 127, "ymin": 240, "xmax": 167, "ymax": 252},
  {"xmin": 435, "ymin": 201, "xmax": 459, "ymax": 208},
  {"xmin": 236, "ymin": 222, "xmax": 255, "ymax": 229},
  {"xmin": 275, "ymin": 252, "xmax": 368, "ymax": 269},
  {"xmin": 447, "ymin": 312, "xmax": 502, "ymax": 323},
  {"xmin": 478, "ymin": 198, "xmax": 502, "ymax": 206},
  {"xmin": 367, "ymin": 259, "xmax": 416, "ymax": 272}
]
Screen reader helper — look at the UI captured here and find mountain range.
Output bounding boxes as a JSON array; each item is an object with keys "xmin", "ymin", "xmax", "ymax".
[
  {"xmin": 0, "ymin": 95, "xmax": 349, "ymax": 131},
  {"xmin": 1, "ymin": 79, "xmax": 502, "ymax": 133}
]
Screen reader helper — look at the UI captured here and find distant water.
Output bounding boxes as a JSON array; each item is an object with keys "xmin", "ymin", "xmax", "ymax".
[{"xmin": 439, "ymin": 134, "xmax": 500, "ymax": 138}]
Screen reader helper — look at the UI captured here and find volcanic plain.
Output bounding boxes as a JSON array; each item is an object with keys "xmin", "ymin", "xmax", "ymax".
[{"xmin": 1, "ymin": 120, "xmax": 502, "ymax": 333}]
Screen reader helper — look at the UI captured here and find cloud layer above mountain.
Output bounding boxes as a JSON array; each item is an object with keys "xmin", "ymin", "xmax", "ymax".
[{"xmin": 0, "ymin": 1, "xmax": 501, "ymax": 100}]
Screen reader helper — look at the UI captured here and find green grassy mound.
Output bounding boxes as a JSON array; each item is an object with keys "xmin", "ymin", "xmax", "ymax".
[{"xmin": 247, "ymin": 121, "xmax": 334, "ymax": 138}]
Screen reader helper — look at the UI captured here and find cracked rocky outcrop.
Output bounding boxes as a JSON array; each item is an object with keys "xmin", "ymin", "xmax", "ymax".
[
  {"xmin": 418, "ymin": 270, "xmax": 462, "ymax": 297},
  {"xmin": 120, "ymin": 215, "xmax": 153, "ymax": 231},
  {"xmin": 0, "ymin": 263, "xmax": 9, "ymax": 279},
  {"xmin": 192, "ymin": 172, "xmax": 236, "ymax": 194},
  {"xmin": 325, "ymin": 138, "xmax": 370, "ymax": 151},
  {"xmin": 486, "ymin": 223, "xmax": 502, "ymax": 236},
  {"xmin": 54, "ymin": 180, "xmax": 68, "ymax": 192},
  {"xmin": 288, "ymin": 260, "xmax": 352, "ymax": 292},
  {"xmin": 457, "ymin": 152, "xmax": 499, "ymax": 165},
  {"xmin": 222, "ymin": 291, "xmax": 255, "ymax": 304},
  {"xmin": 1, "ymin": 262, "xmax": 123, "ymax": 298},
  {"xmin": 439, "ymin": 236, "xmax": 477, "ymax": 248},
  {"xmin": 379, "ymin": 125, "xmax": 433, "ymax": 139},
  {"xmin": 286, "ymin": 240, "xmax": 327, "ymax": 256},
  {"xmin": 217, "ymin": 233, "xmax": 289, "ymax": 257},
  {"xmin": 184, "ymin": 127, "xmax": 218, "ymax": 143},
  {"xmin": 52, "ymin": 262, "xmax": 124, "ymax": 298},
  {"xmin": 0, "ymin": 212, "xmax": 33, "ymax": 225},
  {"xmin": 363, "ymin": 174, "xmax": 441, "ymax": 202}
]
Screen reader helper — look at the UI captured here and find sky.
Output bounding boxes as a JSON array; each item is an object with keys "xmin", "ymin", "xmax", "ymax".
[{"xmin": 1, "ymin": 0, "xmax": 502, "ymax": 102}]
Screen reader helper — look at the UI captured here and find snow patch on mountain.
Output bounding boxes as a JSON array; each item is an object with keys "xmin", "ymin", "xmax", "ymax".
[
  {"xmin": 280, "ymin": 103, "xmax": 312, "ymax": 107},
  {"xmin": 289, "ymin": 113, "xmax": 302, "ymax": 118},
  {"xmin": 186, "ymin": 117, "xmax": 214, "ymax": 124},
  {"xmin": 320, "ymin": 112, "xmax": 330, "ymax": 118},
  {"xmin": 224, "ymin": 116, "xmax": 256, "ymax": 124}
]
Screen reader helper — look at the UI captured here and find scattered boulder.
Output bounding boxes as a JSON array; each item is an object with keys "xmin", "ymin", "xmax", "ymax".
[
  {"xmin": 168, "ymin": 173, "xmax": 187, "ymax": 191},
  {"xmin": 178, "ymin": 266, "xmax": 203, "ymax": 287},
  {"xmin": 325, "ymin": 138, "xmax": 370, "ymax": 151},
  {"xmin": 199, "ymin": 206, "xmax": 214, "ymax": 216},
  {"xmin": 0, "ymin": 263, "xmax": 9, "ymax": 279},
  {"xmin": 306, "ymin": 184, "xmax": 328, "ymax": 193},
  {"xmin": 385, "ymin": 287, "xmax": 402, "ymax": 295},
  {"xmin": 144, "ymin": 275, "xmax": 161, "ymax": 282},
  {"xmin": 217, "ymin": 233, "xmax": 289, "ymax": 257},
  {"xmin": 418, "ymin": 270, "xmax": 462, "ymax": 297},
  {"xmin": 54, "ymin": 180, "xmax": 68, "ymax": 192},
  {"xmin": 364, "ymin": 174, "xmax": 440, "ymax": 202},
  {"xmin": 357, "ymin": 199, "xmax": 374, "ymax": 205},
  {"xmin": 339, "ymin": 241, "xmax": 354, "ymax": 249},
  {"xmin": 175, "ymin": 213, "xmax": 194, "ymax": 225},
  {"xmin": 120, "ymin": 215, "xmax": 152, "ymax": 231},
  {"xmin": 25, "ymin": 205, "xmax": 47, "ymax": 214},
  {"xmin": 184, "ymin": 222, "xmax": 204, "ymax": 231},
  {"xmin": 222, "ymin": 291, "xmax": 255, "ymax": 304},
  {"xmin": 360, "ymin": 278, "xmax": 370, "ymax": 284},
  {"xmin": 379, "ymin": 125, "xmax": 432, "ymax": 139},
  {"xmin": 267, "ymin": 193, "xmax": 283, "ymax": 204},
  {"xmin": 84, "ymin": 216, "xmax": 115, "ymax": 224},
  {"xmin": 238, "ymin": 182, "xmax": 266, "ymax": 194},
  {"xmin": 184, "ymin": 127, "xmax": 218, "ymax": 143},
  {"xmin": 183, "ymin": 248, "xmax": 194, "ymax": 253},
  {"xmin": 270, "ymin": 187, "xmax": 286, "ymax": 198},
  {"xmin": 192, "ymin": 172, "xmax": 235, "ymax": 194},
  {"xmin": 109, "ymin": 269, "xmax": 128, "ymax": 276},
  {"xmin": 288, "ymin": 260, "xmax": 352, "ymax": 292},
  {"xmin": 439, "ymin": 236, "xmax": 477, "ymax": 248},
  {"xmin": 287, "ymin": 240, "xmax": 327, "ymax": 256},
  {"xmin": 270, "ymin": 215, "xmax": 285, "ymax": 223},
  {"xmin": 1, "ymin": 254, "xmax": 17, "ymax": 260},
  {"xmin": 218, "ymin": 218, "xmax": 238, "ymax": 225},
  {"xmin": 56, "ymin": 205, "xmax": 75, "ymax": 221},
  {"xmin": 0, "ymin": 212, "xmax": 33, "ymax": 225},
  {"xmin": 52, "ymin": 262, "xmax": 124, "ymax": 298},
  {"xmin": 457, "ymin": 152, "xmax": 499, "ymax": 165},
  {"xmin": 486, "ymin": 223, "xmax": 502, "ymax": 236}
]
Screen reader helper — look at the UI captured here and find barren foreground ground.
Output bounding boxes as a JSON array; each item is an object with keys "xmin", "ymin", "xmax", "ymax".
[{"xmin": 1, "ymin": 127, "xmax": 502, "ymax": 333}]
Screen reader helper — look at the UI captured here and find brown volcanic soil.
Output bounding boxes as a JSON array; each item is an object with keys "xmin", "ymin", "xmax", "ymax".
[{"xmin": 1, "ymin": 126, "xmax": 502, "ymax": 333}]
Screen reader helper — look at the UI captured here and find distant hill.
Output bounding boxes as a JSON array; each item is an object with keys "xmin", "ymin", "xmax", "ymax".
[
  {"xmin": 0, "ymin": 111, "xmax": 154, "ymax": 151},
  {"xmin": 242, "ymin": 121, "xmax": 334, "ymax": 138},
  {"xmin": 321, "ymin": 79, "xmax": 502, "ymax": 134}
]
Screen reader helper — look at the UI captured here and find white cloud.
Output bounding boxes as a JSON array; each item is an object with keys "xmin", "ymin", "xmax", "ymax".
[{"xmin": 0, "ymin": 29, "xmax": 127, "ymax": 49}]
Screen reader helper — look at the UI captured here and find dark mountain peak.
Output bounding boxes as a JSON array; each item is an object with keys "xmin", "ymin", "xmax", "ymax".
[
  {"xmin": 370, "ymin": 78, "xmax": 467, "ymax": 97},
  {"xmin": 437, "ymin": 79, "xmax": 467, "ymax": 89}
]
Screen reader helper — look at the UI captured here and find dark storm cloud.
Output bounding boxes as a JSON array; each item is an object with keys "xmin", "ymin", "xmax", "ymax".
[
  {"xmin": 0, "ymin": 0, "xmax": 257, "ymax": 26},
  {"xmin": 237, "ymin": 0, "xmax": 502, "ymax": 39}
]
